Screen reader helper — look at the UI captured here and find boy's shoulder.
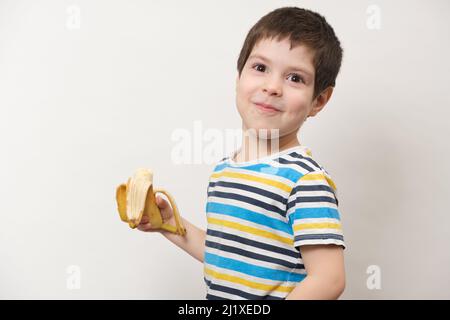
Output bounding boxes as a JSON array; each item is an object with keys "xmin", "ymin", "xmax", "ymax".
[
  {"xmin": 210, "ymin": 145, "xmax": 339, "ymax": 200},
  {"xmin": 215, "ymin": 145, "xmax": 333, "ymax": 178}
]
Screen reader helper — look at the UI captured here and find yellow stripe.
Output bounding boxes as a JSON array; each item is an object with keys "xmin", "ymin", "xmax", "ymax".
[
  {"xmin": 301, "ymin": 172, "xmax": 337, "ymax": 191},
  {"xmin": 204, "ymin": 267, "xmax": 295, "ymax": 293},
  {"xmin": 211, "ymin": 171, "xmax": 291, "ymax": 193},
  {"xmin": 294, "ymin": 222, "xmax": 342, "ymax": 231},
  {"xmin": 207, "ymin": 216, "xmax": 293, "ymax": 245}
]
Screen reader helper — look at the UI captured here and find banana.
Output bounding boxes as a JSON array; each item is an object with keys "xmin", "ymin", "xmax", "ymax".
[{"xmin": 115, "ymin": 168, "xmax": 187, "ymax": 236}]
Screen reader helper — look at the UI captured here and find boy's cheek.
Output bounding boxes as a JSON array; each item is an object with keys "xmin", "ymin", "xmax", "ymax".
[
  {"xmin": 236, "ymin": 98, "xmax": 250, "ymax": 117},
  {"xmin": 236, "ymin": 88, "xmax": 253, "ymax": 108},
  {"xmin": 239, "ymin": 73, "xmax": 260, "ymax": 92}
]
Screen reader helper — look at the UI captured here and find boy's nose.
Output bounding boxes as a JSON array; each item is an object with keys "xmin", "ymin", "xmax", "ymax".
[{"xmin": 262, "ymin": 78, "xmax": 282, "ymax": 96}]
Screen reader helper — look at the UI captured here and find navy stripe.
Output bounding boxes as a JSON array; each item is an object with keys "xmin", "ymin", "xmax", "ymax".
[
  {"xmin": 274, "ymin": 157, "xmax": 316, "ymax": 172},
  {"xmin": 206, "ymin": 293, "xmax": 230, "ymax": 300},
  {"xmin": 297, "ymin": 195, "xmax": 337, "ymax": 204},
  {"xmin": 286, "ymin": 186, "xmax": 338, "ymax": 211},
  {"xmin": 209, "ymin": 181, "xmax": 288, "ymax": 205},
  {"xmin": 206, "ymin": 229, "xmax": 299, "ymax": 258},
  {"xmin": 295, "ymin": 233, "xmax": 344, "ymax": 242},
  {"xmin": 207, "ymin": 190, "xmax": 286, "ymax": 217},
  {"xmin": 206, "ymin": 240, "xmax": 304, "ymax": 270},
  {"xmin": 293, "ymin": 183, "xmax": 336, "ymax": 194},
  {"xmin": 288, "ymin": 151, "xmax": 322, "ymax": 170},
  {"xmin": 207, "ymin": 282, "xmax": 284, "ymax": 300}
]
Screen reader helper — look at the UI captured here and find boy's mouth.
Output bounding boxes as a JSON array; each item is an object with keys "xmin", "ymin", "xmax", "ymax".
[{"xmin": 254, "ymin": 102, "xmax": 281, "ymax": 114}]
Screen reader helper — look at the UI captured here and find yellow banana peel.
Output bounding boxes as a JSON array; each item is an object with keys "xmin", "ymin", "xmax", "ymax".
[{"xmin": 115, "ymin": 168, "xmax": 187, "ymax": 236}]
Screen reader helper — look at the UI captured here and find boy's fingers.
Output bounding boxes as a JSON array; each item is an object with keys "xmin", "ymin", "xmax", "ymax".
[
  {"xmin": 157, "ymin": 197, "xmax": 173, "ymax": 218},
  {"xmin": 156, "ymin": 195, "xmax": 168, "ymax": 209},
  {"xmin": 137, "ymin": 223, "xmax": 155, "ymax": 231}
]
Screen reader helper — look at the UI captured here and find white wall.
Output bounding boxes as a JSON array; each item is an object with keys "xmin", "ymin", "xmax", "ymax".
[{"xmin": 0, "ymin": 0, "xmax": 449, "ymax": 299}]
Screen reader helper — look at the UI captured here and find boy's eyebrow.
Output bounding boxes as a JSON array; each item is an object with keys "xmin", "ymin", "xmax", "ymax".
[{"xmin": 248, "ymin": 54, "xmax": 314, "ymax": 77}]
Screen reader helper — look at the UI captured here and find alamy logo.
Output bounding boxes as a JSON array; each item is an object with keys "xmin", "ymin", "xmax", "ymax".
[
  {"xmin": 366, "ymin": 5, "xmax": 382, "ymax": 30},
  {"xmin": 66, "ymin": 265, "xmax": 81, "ymax": 290},
  {"xmin": 171, "ymin": 120, "xmax": 280, "ymax": 165},
  {"xmin": 66, "ymin": 5, "xmax": 81, "ymax": 30},
  {"xmin": 366, "ymin": 264, "xmax": 381, "ymax": 290}
]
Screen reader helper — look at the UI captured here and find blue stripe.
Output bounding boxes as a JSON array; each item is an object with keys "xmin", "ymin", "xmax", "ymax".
[
  {"xmin": 207, "ymin": 202, "xmax": 292, "ymax": 235},
  {"xmin": 204, "ymin": 252, "xmax": 306, "ymax": 282},
  {"xmin": 289, "ymin": 207, "xmax": 341, "ymax": 223},
  {"xmin": 213, "ymin": 163, "xmax": 302, "ymax": 183},
  {"xmin": 214, "ymin": 162, "xmax": 229, "ymax": 172}
]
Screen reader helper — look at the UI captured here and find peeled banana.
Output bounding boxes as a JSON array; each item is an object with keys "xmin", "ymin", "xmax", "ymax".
[{"xmin": 115, "ymin": 168, "xmax": 187, "ymax": 236}]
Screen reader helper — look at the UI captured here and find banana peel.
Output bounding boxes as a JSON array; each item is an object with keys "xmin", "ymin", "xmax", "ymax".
[{"xmin": 115, "ymin": 168, "xmax": 186, "ymax": 236}]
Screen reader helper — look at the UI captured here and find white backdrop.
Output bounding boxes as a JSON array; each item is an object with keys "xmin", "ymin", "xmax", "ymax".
[{"xmin": 1, "ymin": 0, "xmax": 449, "ymax": 299}]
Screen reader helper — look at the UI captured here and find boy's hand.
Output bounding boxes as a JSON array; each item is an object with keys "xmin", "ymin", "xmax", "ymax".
[{"xmin": 136, "ymin": 195, "xmax": 175, "ymax": 232}]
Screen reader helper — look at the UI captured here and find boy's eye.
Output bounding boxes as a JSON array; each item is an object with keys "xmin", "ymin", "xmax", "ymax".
[
  {"xmin": 251, "ymin": 63, "xmax": 304, "ymax": 84},
  {"xmin": 288, "ymin": 73, "xmax": 304, "ymax": 84},
  {"xmin": 252, "ymin": 63, "xmax": 266, "ymax": 72}
]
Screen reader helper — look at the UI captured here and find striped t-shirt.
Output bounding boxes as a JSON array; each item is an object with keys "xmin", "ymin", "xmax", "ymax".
[{"xmin": 203, "ymin": 144, "xmax": 345, "ymax": 300}]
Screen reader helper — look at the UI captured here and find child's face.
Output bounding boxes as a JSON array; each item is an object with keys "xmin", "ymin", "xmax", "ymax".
[{"xmin": 236, "ymin": 37, "xmax": 319, "ymax": 138}]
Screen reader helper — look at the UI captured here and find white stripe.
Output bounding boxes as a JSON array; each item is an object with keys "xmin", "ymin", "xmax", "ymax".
[
  {"xmin": 291, "ymin": 217, "xmax": 342, "ymax": 224},
  {"xmin": 291, "ymin": 200, "xmax": 339, "ymax": 210},
  {"xmin": 296, "ymin": 177, "xmax": 333, "ymax": 187},
  {"xmin": 207, "ymin": 287, "xmax": 246, "ymax": 300},
  {"xmin": 293, "ymin": 189, "xmax": 337, "ymax": 198},
  {"xmin": 294, "ymin": 239, "xmax": 345, "ymax": 247}
]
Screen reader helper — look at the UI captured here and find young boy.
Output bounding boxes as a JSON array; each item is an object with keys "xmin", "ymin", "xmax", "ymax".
[{"xmin": 137, "ymin": 7, "xmax": 346, "ymax": 300}]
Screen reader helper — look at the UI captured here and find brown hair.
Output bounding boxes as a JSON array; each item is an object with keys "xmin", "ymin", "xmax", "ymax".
[{"xmin": 237, "ymin": 7, "xmax": 343, "ymax": 100}]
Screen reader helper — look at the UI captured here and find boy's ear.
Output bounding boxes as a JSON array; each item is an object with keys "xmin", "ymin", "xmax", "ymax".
[{"xmin": 309, "ymin": 86, "xmax": 334, "ymax": 117}]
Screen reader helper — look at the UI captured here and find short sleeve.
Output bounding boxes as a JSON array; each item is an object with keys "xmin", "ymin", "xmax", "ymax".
[{"xmin": 286, "ymin": 170, "xmax": 346, "ymax": 250}]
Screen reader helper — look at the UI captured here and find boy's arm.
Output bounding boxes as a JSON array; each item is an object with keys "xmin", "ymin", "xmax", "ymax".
[
  {"xmin": 160, "ymin": 216, "xmax": 206, "ymax": 263},
  {"xmin": 285, "ymin": 245, "xmax": 345, "ymax": 300}
]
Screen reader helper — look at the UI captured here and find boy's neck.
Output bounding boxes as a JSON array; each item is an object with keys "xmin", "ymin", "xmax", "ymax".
[{"xmin": 233, "ymin": 128, "xmax": 300, "ymax": 163}]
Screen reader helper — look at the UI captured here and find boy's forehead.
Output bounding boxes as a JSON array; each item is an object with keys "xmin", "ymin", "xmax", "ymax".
[{"xmin": 250, "ymin": 37, "xmax": 315, "ymax": 76}]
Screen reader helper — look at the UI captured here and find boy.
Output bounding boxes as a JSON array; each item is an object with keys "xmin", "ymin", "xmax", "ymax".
[{"xmin": 137, "ymin": 7, "xmax": 346, "ymax": 300}]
